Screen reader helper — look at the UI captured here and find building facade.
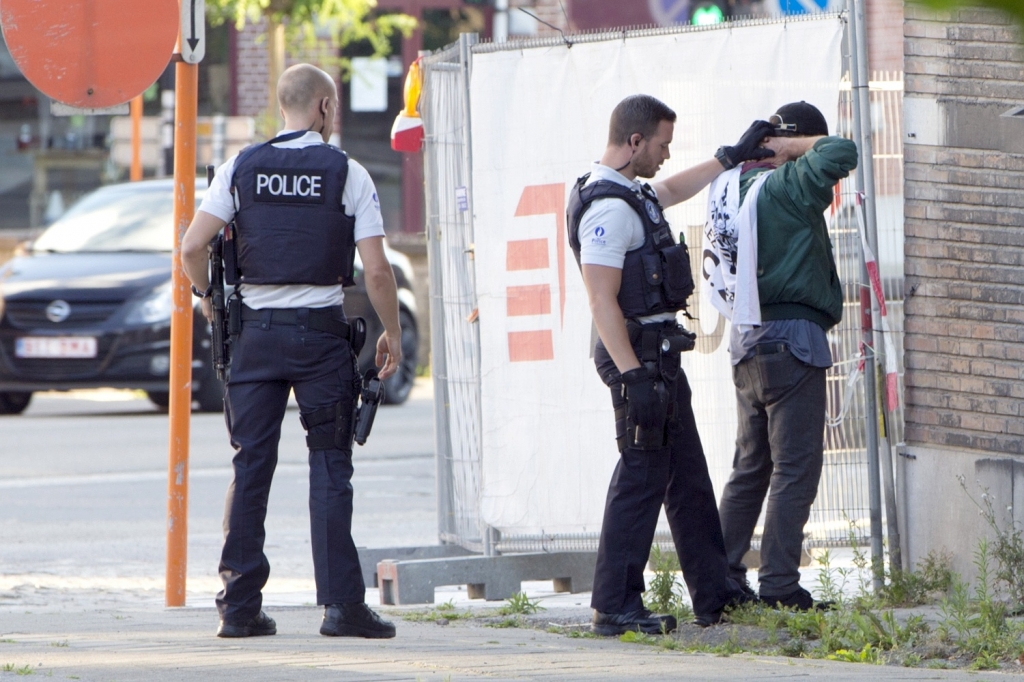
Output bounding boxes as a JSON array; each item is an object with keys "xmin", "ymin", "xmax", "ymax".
[{"xmin": 901, "ymin": 5, "xmax": 1024, "ymax": 579}]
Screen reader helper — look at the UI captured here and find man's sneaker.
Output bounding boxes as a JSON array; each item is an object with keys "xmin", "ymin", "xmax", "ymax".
[
  {"xmin": 759, "ymin": 586, "xmax": 834, "ymax": 611},
  {"xmin": 320, "ymin": 603, "xmax": 396, "ymax": 639},
  {"xmin": 733, "ymin": 578, "xmax": 758, "ymax": 604},
  {"xmin": 591, "ymin": 609, "xmax": 677, "ymax": 636},
  {"xmin": 693, "ymin": 610, "xmax": 724, "ymax": 628},
  {"xmin": 694, "ymin": 584, "xmax": 758, "ymax": 628},
  {"xmin": 217, "ymin": 611, "xmax": 277, "ymax": 638}
]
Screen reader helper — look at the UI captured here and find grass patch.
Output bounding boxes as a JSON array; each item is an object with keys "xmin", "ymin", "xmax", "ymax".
[
  {"xmin": 395, "ymin": 600, "xmax": 477, "ymax": 624},
  {"xmin": 1, "ymin": 663, "xmax": 34, "ymax": 675},
  {"xmin": 604, "ymin": 494, "xmax": 1024, "ymax": 672},
  {"xmin": 497, "ymin": 592, "xmax": 542, "ymax": 616},
  {"xmin": 486, "ymin": 617, "xmax": 524, "ymax": 629}
]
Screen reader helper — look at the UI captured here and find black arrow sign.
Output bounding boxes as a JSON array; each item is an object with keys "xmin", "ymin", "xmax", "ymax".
[{"xmin": 187, "ymin": 0, "xmax": 200, "ymax": 53}]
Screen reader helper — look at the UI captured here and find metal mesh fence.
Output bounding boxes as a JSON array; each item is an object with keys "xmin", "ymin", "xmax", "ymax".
[
  {"xmin": 423, "ymin": 26, "xmax": 905, "ymax": 554},
  {"xmin": 811, "ymin": 69, "xmax": 905, "ymax": 547},
  {"xmin": 422, "ymin": 38, "xmax": 486, "ymax": 553}
]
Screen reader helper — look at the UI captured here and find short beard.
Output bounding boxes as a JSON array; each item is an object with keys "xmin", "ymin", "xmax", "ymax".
[{"xmin": 633, "ymin": 160, "xmax": 659, "ymax": 179}]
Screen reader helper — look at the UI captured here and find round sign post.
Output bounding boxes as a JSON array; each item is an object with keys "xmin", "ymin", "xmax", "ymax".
[{"xmin": 0, "ymin": 0, "xmax": 179, "ymax": 109}]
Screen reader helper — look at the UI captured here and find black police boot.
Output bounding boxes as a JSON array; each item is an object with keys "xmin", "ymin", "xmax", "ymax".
[
  {"xmin": 216, "ymin": 611, "xmax": 277, "ymax": 638},
  {"xmin": 320, "ymin": 603, "xmax": 396, "ymax": 639},
  {"xmin": 591, "ymin": 609, "xmax": 677, "ymax": 636}
]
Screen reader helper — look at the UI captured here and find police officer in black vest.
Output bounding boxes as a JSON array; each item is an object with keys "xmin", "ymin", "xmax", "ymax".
[
  {"xmin": 182, "ymin": 64, "xmax": 402, "ymax": 640},
  {"xmin": 567, "ymin": 95, "xmax": 773, "ymax": 633}
]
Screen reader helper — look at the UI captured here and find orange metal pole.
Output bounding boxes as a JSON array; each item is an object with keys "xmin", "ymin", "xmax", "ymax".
[
  {"xmin": 166, "ymin": 58, "xmax": 198, "ymax": 607},
  {"xmin": 130, "ymin": 95, "xmax": 143, "ymax": 181}
]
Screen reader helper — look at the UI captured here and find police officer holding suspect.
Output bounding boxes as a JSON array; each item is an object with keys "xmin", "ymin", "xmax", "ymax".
[
  {"xmin": 567, "ymin": 95, "xmax": 773, "ymax": 633},
  {"xmin": 182, "ymin": 64, "xmax": 401, "ymax": 639}
]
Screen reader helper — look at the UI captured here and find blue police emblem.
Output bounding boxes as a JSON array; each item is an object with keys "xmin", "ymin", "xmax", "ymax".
[
  {"xmin": 595, "ymin": 226, "xmax": 605, "ymax": 237},
  {"xmin": 644, "ymin": 199, "xmax": 662, "ymax": 224}
]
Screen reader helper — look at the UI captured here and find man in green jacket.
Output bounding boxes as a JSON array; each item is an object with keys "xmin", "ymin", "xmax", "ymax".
[{"xmin": 717, "ymin": 102, "xmax": 858, "ymax": 610}]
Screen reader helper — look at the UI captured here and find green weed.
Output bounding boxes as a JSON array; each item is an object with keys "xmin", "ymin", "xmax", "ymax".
[
  {"xmin": 901, "ymin": 652, "xmax": 922, "ymax": 667},
  {"xmin": 487, "ymin": 617, "xmax": 523, "ymax": 628},
  {"xmin": 826, "ymin": 644, "xmax": 879, "ymax": 664},
  {"xmin": 498, "ymin": 592, "xmax": 542, "ymax": 616},
  {"xmin": 642, "ymin": 546, "xmax": 694, "ymax": 624},
  {"xmin": 878, "ymin": 552, "xmax": 953, "ymax": 607},
  {"xmin": 1, "ymin": 663, "xmax": 34, "ymax": 675},
  {"xmin": 398, "ymin": 606, "xmax": 474, "ymax": 623},
  {"xmin": 961, "ymin": 477, "xmax": 1024, "ymax": 609},
  {"xmin": 566, "ymin": 628, "xmax": 597, "ymax": 639}
]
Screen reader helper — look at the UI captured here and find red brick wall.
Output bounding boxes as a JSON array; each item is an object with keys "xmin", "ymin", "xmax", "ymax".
[
  {"xmin": 903, "ymin": 6, "xmax": 1024, "ymax": 455},
  {"xmin": 235, "ymin": 21, "xmax": 270, "ymax": 117},
  {"xmin": 867, "ymin": 0, "xmax": 904, "ymax": 72}
]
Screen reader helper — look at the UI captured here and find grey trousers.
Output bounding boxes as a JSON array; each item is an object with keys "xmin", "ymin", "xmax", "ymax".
[{"xmin": 717, "ymin": 348, "xmax": 826, "ymax": 598}]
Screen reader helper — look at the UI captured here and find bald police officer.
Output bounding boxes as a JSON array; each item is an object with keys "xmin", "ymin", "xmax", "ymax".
[{"xmin": 182, "ymin": 63, "xmax": 401, "ymax": 640}]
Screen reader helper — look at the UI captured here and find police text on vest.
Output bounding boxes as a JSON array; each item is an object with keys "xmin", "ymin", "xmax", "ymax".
[{"xmin": 252, "ymin": 168, "xmax": 328, "ymax": 205}]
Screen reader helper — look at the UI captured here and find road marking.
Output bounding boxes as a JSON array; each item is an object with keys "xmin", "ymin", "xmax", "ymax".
[{"xmin": 0, "ymin": 458, "xmax": 432, "ymax": 490}]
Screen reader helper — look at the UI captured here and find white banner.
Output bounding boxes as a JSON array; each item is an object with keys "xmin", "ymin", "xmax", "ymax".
[{"xmin": 470, "ymin": 18, "xmax": 845, "ymax": 536}]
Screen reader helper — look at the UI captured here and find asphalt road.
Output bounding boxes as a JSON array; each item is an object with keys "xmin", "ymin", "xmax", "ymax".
[{"xmin": 0, "ymin": 382, "xmax": 437, "ymax": 606}]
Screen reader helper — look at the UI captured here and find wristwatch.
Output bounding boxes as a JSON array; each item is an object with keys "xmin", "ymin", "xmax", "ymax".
[
  {"xmin": 714, "ymin": 146, "xmax": 735, "ymax": 170},
  {"xmin": 191, "ymin": 283, "xmax": 213, "ymax": 299}
]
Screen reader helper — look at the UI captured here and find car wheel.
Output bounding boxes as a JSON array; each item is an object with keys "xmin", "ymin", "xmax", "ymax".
[
  {"xmin": 0, "ymin": 391, "xmax": 32, "ymax": 415},
  {"xmin": 147, "ymin": 391, "xmax": 170, "ymax": 410},
  {"xmin": 382, "ymin": 309, "xmax": 418, "ymax": 406},
  {"xmin": 193, "ymin": 373, "xmax": 225, "ymax": 413}
]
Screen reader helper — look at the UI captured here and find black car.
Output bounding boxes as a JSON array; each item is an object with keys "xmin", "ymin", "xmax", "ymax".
[{"xmin": 0, "ymin": 179, "xmax": 419, "ymax": 414}]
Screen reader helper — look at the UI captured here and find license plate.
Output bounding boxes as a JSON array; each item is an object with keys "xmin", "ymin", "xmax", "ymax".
[{"xmin": 15, "ymin": 336, "xmax": 98, "ymax": 359}]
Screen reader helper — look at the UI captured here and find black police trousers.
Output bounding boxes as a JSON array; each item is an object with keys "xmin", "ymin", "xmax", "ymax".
[
  {"xmin": 216, "ymin": 306, "xmax": 363, "ymax": 622},
  {"xmin": 591, "ymin": 336, "xmax": 737, "ymax": 619}
]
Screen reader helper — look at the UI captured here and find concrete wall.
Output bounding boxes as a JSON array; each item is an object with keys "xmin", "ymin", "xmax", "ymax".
[{"xmin": 902, "ymin": 6, "xmax": 1024, "ymax": 582}]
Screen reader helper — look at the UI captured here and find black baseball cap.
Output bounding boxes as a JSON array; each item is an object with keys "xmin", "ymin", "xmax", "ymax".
[{"xmin": 770, "ymin": 101, "xmax": 828, "ymax": 136}]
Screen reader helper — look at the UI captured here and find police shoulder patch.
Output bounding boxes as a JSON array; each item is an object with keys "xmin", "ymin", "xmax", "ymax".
[
  {"xmin": 644, "ymin": 199, "xmax": 662, "ymax": 224},
  {"xmin": 253, "ymin": 167, "xmax": 327, "ymax": 205}
]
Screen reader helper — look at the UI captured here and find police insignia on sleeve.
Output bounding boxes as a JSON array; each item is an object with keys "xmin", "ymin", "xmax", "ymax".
[{"xmin": 644, "ymin": 199, "xmax": 662, "ymax": 224}]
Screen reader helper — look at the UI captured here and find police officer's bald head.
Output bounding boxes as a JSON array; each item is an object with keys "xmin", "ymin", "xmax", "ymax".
[{"xmin": 277, "ymin": 64, "xmax": 337, "ymax": 116}]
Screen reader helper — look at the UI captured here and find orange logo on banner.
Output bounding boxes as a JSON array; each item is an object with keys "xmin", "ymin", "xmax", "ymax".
[
  {"xmin": 505, "ymin": 184, "xmax": 566, "ymax": 363},
  {"xmin": 0, "ymin": 0, "xmax": 179, "ymax": 108}
]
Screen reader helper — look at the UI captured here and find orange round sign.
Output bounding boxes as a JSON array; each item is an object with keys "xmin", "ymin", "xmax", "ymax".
[{"xmin": 0, "ymin": 0, "xmax": 179, "ymax": 108}]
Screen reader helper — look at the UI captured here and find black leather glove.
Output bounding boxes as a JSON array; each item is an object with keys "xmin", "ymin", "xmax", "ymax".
[
  {"xmin": 715, "ymin": 120, "xmax": 776, "ymax": 170},
  {"xmin": 620, "ymin": 367, "xmax": 664, "ymax": 430}
]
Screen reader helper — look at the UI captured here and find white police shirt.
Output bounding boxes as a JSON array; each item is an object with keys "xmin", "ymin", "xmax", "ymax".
[
  {"xmin": 198, "ymin": 130, "xmax": 385, "ymax": 310},
  {"xmin": 577, "ymin": 163, "xmax": 646, "ymax": 269},
  {"xmin": 578, "ymin": 162, "xmax": 674, "ymax": 323}
]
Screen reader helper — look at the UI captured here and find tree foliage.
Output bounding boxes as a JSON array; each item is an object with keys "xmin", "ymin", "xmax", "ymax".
[{"xmin": 206, "ymin": 0, "xmax": 416, "ymax": 58}]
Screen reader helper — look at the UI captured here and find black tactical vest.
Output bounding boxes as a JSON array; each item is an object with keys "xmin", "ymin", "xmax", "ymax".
[
  {"xmin": 229, "ymin": 131, "xmax": 357, "ymax": 287},
  {"xmin": 567, "ymin": 175, "xmax": 694, "ymax": 318}
]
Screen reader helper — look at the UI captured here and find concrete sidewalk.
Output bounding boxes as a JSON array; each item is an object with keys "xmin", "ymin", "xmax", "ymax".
[{"xmin": 0, "ymin": 592, "xmax": 1009, "ymax": 681}]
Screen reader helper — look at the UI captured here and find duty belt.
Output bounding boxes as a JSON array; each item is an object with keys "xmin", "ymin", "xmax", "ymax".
[{"xmin": 239, "ymin": 305, "xmax": 351, "ymax": 340}]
